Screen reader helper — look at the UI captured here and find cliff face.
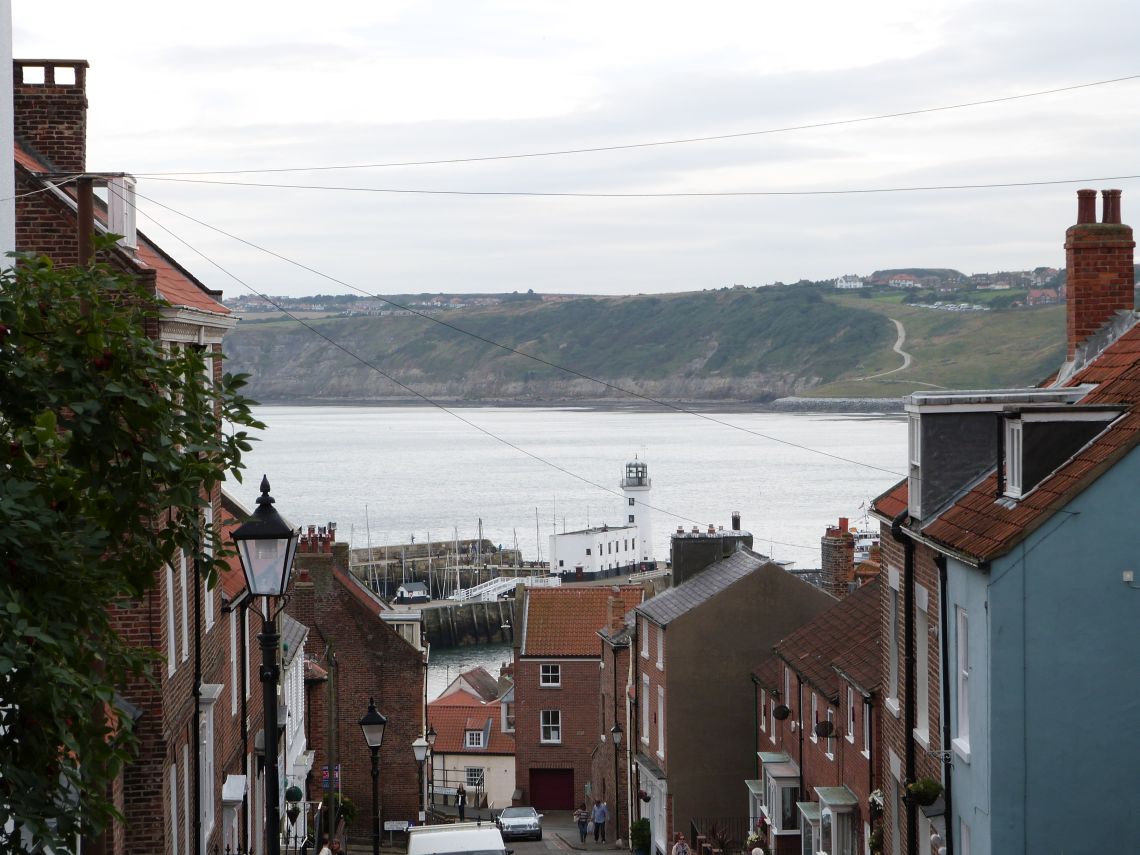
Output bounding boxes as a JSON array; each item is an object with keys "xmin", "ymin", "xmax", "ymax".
[
  {"xmin": 222, "ymin": 287, "xmax": 885, "ymax": 404},
  {"xmin": 221, "ymin": 286, "xmax": 1066, "ymax": 405}
]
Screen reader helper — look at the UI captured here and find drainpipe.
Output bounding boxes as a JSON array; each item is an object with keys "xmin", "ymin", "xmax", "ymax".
[
  {"xmin": 936, "ymin": 556, "xmax": 954, "ymax": 855},
  {"xmin": 796, "ymin": 675, "xmax": 806, "ymax": 803},
  {"xmin": 193, "ymin": 552, "xmax": 202, "ymax": 855},
  {"xmin": 890, "ymin": 510, "xmax": 916, "ymax": 855}
]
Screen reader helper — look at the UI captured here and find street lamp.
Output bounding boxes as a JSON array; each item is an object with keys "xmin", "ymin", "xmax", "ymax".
[
  {"xmin": 611, "ymin": 721, "xmax": 624, "ymax": 845},
  {"xmin": 232, "ymin": 476, "xmax": 300, "ymax": 855},
  {"xmin": 412, "ymin": 736, "xmax": 430, "ymax": 823},
  {"xmin": 426, "ymin": 724, "xmax": 437, "ymax": 812},
  {"xmin": 359, "ymin": 698, "xmax": 388, "ymax": 855}
]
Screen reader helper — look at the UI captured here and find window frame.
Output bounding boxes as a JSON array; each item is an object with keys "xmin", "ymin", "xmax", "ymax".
[
  {"xmin": 1005, "ymin": 418, "xmax": 1024, "ymax": 497},
  {"xmin": 810, "ymin": 693, "xmax": 819, "ymax": 744},
  {"xmin": 846, "ymin": 685, "xmax": 856, "ymax": 744},
  {"xmin": 540, "ymin": 663, "xmax": 561, "ymax": 687},
  {"xmin": 641, "ymin": 618, "xmax": 649, "ymax": 659},
  {"xmin": 656, "ymin": 686, "xmax": 665, "ymax": 759},
  {"xmin": 540, "ymin": 709, "xmax": 562, "ymax": 744},
  {"xmin": 656, "ymin": 629, "xmax": 664, "ymax": 671},
  {"xmin": 465, "ymin": 766, "xmax": 485, "ymax": 788},
  {"xmin": 465, "ymin": 729, "xmax": 485, "ymax": 749},
  {"xmin": 641, "ymin": 673, "xmax": 650, "ymax": 743},
  {"xmin": 887, "ymin": 578, "xmax": 901, "ymax": 716},
  {"xmin": 954, "ymin": 607, "xmax": 971, "ymax": 758}
]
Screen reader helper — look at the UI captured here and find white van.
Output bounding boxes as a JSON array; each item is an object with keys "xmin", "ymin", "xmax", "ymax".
[{"xmin": 406, "ymin": 822, "xmax": 512, "ymax": 855}]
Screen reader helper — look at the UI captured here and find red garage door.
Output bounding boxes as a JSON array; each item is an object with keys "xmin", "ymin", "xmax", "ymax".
[{"xmin": 529, "ymin": 769, "xmax": 574, "ymax": 810}]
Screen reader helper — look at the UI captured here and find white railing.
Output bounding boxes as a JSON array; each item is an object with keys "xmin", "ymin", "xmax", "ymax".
[{"xmin": 448, "ymin": 575, "xmax": 561, "ymax": 602}]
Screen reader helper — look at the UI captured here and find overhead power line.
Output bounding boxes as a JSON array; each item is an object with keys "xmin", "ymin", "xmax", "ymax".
[
  {"xmin": 134, "ymin": 73, "xmax": 1140, "ymax": 177},
  {"xmin": 111, "ymin": 185, "xmax": 827, "ymax": 555},
  {"xmin": 143, "ymin": 173, "xmax": 1140, "ymax": 198},
  {"xmin": 127, "ymin": 184, "xmax": 906, "ymax": 480}
]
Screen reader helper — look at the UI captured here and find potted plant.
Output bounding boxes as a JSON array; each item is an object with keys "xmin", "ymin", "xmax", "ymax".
[
  {"xmin": 868, "ymin": 827, "xmax": 883, "ymax": 855},
  {"xmin": 906, "ymin": 777, "xmax": 943, "ymax": 807},
  {"xmin": 630, "ymin": 818, "xmax": 651, "ymax": 855}
]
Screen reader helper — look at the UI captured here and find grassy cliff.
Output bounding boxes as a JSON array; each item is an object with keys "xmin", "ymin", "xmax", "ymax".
[{"xmin": 222, "ymin": 287, "xmax": 1066, "ymax": 405}]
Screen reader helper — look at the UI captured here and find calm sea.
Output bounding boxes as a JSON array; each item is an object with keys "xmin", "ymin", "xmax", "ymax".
[{"xmin": 231, "ymin": 405, "xmax": 906, "ymax": 570}]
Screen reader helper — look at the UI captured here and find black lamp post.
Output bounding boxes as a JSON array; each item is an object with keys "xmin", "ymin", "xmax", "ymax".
[
  {"xmin": 611, "ymin": 722, "xmax": 623, "ymax": 845},
  {"xmin": 412, "ymin": 736, "xmax": 430, "ymax": 823},
  {"xmin": 426, "ymin": 724, "xmax": 437, "ymax": 812},
  {"xmin": 232, "ymin": 476, "xmax": 300, "ymax": 855},
  {"xmin": 359, "ymin": 698, "xmax": 388, "ymax": 855}
]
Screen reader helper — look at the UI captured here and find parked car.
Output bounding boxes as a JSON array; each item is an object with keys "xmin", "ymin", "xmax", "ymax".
[{"xmin": 496, "ymin": 806, "xmax": 543, "ymax": 841}]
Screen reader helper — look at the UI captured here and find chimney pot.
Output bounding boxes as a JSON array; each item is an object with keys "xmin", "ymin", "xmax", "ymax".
[
  {"xmin": 1077, "ymin": 188, "xmax": 1097, "ymax": 224},
  {"xmin": 839, "ymin": 517, "xmax": 849, "ymax": 533},
  {"xmin": 1103, "ymin": 189, "xmax": 1123, "ymax": 224},
  {"xmin": 731, "ymin": 511, "xmax": 741, "ymax": 531}
]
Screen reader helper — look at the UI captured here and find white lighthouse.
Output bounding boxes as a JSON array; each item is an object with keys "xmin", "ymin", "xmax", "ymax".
[{"xmin": 621, "ymin": 457, "xmax": 654, "ymax": 565}]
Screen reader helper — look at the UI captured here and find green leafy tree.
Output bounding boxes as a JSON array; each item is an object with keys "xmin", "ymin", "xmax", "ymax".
[{"xmin": 0, "ymin": 254, "xmax": 263, "ymax": 852}]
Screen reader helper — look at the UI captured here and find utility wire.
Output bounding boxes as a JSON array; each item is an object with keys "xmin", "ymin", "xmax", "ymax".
[
  {"xmin": 128, "ymin": 184, "xmax": 907, "ymax": 479},
  {"xmin": 0, "ymin": 174, "xmax": 85, "ymax": 203},
  {"xmin": 133, "ymin": 73, "xmax": 1140, "ymax": 177},
  {"xmin": 141, "ymin": 173, "xmax": 1140, "ymax": 198},
  {"xmin": 113, "ymin": 185, "xmax": 827, "ymax": 555}
]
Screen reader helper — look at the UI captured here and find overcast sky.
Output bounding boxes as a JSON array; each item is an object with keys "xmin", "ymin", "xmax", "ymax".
[{"xmin": 13, "ymin": 1, "xmax": 1140, "ymax": 298}]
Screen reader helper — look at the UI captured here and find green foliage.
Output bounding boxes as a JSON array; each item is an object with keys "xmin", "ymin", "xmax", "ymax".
[
  {"xmin": 906, "ymin": 777, "xmax": 943, "ymax": 806},
  {"xmin": 0, "ymin": 255, "xmax": 262, "ymax": 853},
  {"xmin": 630, "ymin": 818, "xmax": 651, "ymax": 852}
]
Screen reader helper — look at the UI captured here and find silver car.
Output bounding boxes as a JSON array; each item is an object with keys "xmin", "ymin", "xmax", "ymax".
[{"xmin": 496, "ymin": 806, "xmax": 543, "ymax": 841}]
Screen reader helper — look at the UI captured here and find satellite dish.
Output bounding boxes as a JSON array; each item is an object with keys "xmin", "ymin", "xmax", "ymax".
[{"xmin": 773, "ymin": 704, "xmax": 791, "ymax": 721}]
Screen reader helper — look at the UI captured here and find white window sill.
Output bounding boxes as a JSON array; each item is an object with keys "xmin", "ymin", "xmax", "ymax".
[
  {"xmin": 860, "ymin": 749, "xmax": 871, "ymax": 761},
  {"xmin": 656, "ymin": 662, "xmax": 664, "ymax": 671},
  {"xmin": 912, "ymin": 728, "xmax": 930, "ymax": 751},
  {"xmin": 885, "ymin": 698, "xmax": 901, "ymax": 719},
  {"xmin": 539, "ymin": 685, "xmax": 561, "ymax": 689},
  {"xmin": 641, "ymin": 737, "xmax": 649, "ymax": 746},
  {"xmin": 656, "ymin": 750, "xmax": 665, "ymax": 761},
  {"xmin": 952, "ymin": 737, "xmax": 971, "ymax": 763},
  {"xmin": 824, "ymin": 752, "xmax": 834, "ymax": 762},
  {"xmin": 845, "ymin": 733, "xmax": 856, "ymax": 745}
]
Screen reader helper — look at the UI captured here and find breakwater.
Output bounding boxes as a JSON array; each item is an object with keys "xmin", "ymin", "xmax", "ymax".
[{"xmin": 421, "ymin": 599, "xmax": 517, "ymax": 649}]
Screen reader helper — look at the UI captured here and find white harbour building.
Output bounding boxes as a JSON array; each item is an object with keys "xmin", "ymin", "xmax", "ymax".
[{"xmin": 548, "ymin": 458, "xmax": 657, "ymax": 579}]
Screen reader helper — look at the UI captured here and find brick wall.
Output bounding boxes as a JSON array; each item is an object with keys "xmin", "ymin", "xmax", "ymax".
[
  {"xmin": 14, "ymin": 60, "xmax": 88, "ymax": 174},
  {"xmin": 1064, "ymin": 188, "xmax": 1136, "ymax": 360},
  {"xmin": 591, "ymin": 636, "xmax": 630, "ymax": 840},
  {"xmin": 878, "ymin": 523, "xmax": 943, "ymax": 855},
  {"xmin": 290, "ymin": 546, "xmax": 426, "ymax": 831},
  {"xmin": 513, "ymin": 654, "xmax": 602, "ymax": 808}
]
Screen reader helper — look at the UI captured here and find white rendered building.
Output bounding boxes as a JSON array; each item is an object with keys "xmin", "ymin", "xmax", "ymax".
[{"xmin": 548, "ymin": 458, "xmax": 656, "ymax": 577}]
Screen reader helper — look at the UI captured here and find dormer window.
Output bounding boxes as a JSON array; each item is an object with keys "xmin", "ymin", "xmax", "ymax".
[
  {"xmin": 1004, "ymin": 419, "xmax": 1024, "ymax": 498},
  {"xmin": 466, "ymin": 730, "xmax": 484, "ymax": 748}
]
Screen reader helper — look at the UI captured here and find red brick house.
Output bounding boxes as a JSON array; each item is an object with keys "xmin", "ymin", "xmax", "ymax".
[
  {"xmin": 512, "ymin": 585, "xmax": 644, "ymax": 814},
  {"xmin": 11, "ymin": 58, "xmax": 260, "ymax": 855},
  {"xmin": 631, "ymin": 535, "xmax": 834, "ymax": 855},
  {"xmin": 289, "ymin": 536, "xmax": 427, "ymax": 840},
  {"xmin": 751, "ymin": 579, "xmax": 883, "ymax": 855}
]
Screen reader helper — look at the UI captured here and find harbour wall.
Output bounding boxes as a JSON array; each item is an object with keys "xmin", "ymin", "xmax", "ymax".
[{"xmin": 422, "ymin": 598, "xmax": 517, "ymax": 649}]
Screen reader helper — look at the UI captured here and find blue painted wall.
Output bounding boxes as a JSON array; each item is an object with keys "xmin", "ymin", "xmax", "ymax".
[{"xmin": 949, "ymin": 445, "xmax": 1140, "ymax": 853}]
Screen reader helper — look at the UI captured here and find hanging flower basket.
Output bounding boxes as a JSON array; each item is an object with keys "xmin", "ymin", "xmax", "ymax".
[{"xmin": 906, "ymin": 778, "xmax": 943, "ymax": 807}]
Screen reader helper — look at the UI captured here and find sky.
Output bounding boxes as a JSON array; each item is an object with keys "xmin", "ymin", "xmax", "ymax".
[{"xmin": 13, "ymin": 1, "xmax": 1140, "ymax": 298}]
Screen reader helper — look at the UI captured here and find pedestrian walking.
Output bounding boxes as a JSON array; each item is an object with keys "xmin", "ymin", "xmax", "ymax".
[
  {"xmin": 672, "ymin": 832, "xmax": 690, "ymax": 855},
  {"xmin": 457, "ymin": 784, "xmax": 467, "ymax": 821},
  {"xmin": 574, "ymin": 802, "xmax": 590, "ymax": 843},
  {"xmin": 591, "ymin": 798, "xmax": 609, "ymax": 844}
]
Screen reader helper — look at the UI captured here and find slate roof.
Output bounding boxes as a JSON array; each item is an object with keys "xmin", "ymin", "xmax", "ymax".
[
  {"xmin": 635, "ymin": 547, "xmax": 770, "ymax": 626},
  {"xmin": 521, "ymin": 586, "xmax": 643, "ymax": 656},
  {"xmin": 426, "ymin": 698, "xmax": 515, "ymax": 755},
  {"xmin": 771, "ymin": 578, "xmax": 882, "ymax": 702},
  {"xmin": 14, "ymin": 141, "xmax": 229, "ymax": 317},
  {"xmin": 921, "ymin": 321, "xmax": 1140, "ymax": 562}
]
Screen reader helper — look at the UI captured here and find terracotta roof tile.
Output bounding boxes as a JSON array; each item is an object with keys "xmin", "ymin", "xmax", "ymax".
[
  {"xmin": 871, "ymin": 480, "xmax": 908, "ymax": 520},
  {"xmin": 425, "ymin": 698, "xmax": 515, "ymax": 755},
  {"xmin": 772, "ymin": 579, "xmax": 882, "ymax": 701},
  {"xmin": 14, "ymin": 141, "xmax": 228, "ymax": 317},
  {"xmin": 922, "ymin": 322, "xmax": 1140, "ymax": 561},
  {"xmin": 522, "ymin": 586, "xmax": 643, "ymax": 657}
]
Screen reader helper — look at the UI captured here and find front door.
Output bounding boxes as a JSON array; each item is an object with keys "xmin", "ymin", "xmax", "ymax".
[{"xmin": 529, "ymin": 768, "xmax": 574, "ymax": 809}]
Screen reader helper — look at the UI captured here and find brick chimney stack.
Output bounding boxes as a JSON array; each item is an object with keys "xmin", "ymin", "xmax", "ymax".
[
  {"xmin": 821, "ymin": 518, "xmax": 855, "ymax": 599},
  {"xmin": 13, "ymin": 60, "xmax": 89, "ymax": 174},
  {"xmin": 1064, "ymin": 188, "xmax": 1136, "ymax": 361}
]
